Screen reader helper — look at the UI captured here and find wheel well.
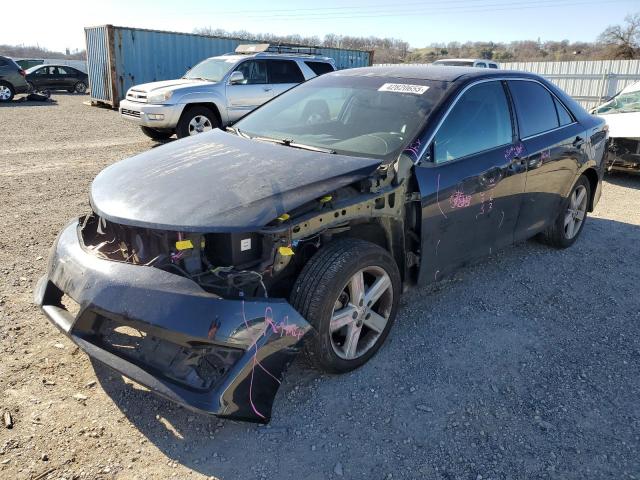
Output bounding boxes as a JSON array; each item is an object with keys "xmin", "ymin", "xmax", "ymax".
[
  {"xmin": 582, "ymin": 168, "xmax": 599, "ymax": 211},
  {"xmin": 182, "ymin": 102, "xmax": 222, "ymax": 127}
]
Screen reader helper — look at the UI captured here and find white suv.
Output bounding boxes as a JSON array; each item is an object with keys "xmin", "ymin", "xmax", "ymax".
[{"xmin": 119, "ymin": 44, "xmax": 336, "ymax": 140}]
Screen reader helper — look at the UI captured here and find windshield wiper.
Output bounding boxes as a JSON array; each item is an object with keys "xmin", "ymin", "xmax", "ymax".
[
  {"xmin": 252, "ymin": 136, "xmax": 336, "ymax": 154},
  {"xmin": 226, "ymin": 126, "xmax": 250, "ymax": 138}
]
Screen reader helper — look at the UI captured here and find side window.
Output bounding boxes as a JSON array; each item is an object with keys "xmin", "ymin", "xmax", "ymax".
[
  {"xmin": 234, "ymin": 60, "xmax": 267, "ymax": 85},
  {"xmin": 476, "ymin": 62, "xmax": 487, "ymax": 68},
  {"xmin": 0, "ymin": 58, "xmax": 7, "ymax": 66},
  {"xmin": 35, "ymin": 67, "xmax": 47, "ymax": 76},
  {"xmin": 267, "ymin": 60, "xmax": 305, "ymax": 84},
  {"xmin": 488, "ymin": 63, "xmax": 498, "ymax": 69},
  {"xmin": 554, "ymin": 97, "xmax": 574, "ymax": 126},
  {"xmin": 56, "ymin": 67, "xmax": 69, "ymax": 75},
  {"xmin": 508, "ymin": 80, "xmax": 560, "ymax": 138},
  {"xmin": 433, "ymin": 81, "xmax": 513, "ymax": 164},
  {"xmin": 305, "ymin": 61, "xmax": 334, "ymax": 76}
]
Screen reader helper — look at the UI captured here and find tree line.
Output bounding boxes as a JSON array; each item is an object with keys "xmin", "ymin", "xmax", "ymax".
[{"xmin": 2, "ymin": 13, "xmax": 637, "ymax": 64}]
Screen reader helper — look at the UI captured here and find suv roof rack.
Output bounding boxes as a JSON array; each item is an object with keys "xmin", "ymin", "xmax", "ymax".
[{"xmin": 235, "ymin": 43, "xmax": 324, "ymax": 56}]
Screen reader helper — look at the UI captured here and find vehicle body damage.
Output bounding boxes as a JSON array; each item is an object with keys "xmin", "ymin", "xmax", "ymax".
[
  {"xmin": 36, "ymin": 67, "xmax": 607, "ymax": 422},
  {"xmin": 593, "ymin": 80, "xmax": 640, "ymax": 173}
]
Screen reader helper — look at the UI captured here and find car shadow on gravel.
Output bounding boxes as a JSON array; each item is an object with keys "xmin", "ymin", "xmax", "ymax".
[
  {"xmin": 0, "ymin": 97, "xmax": 58, "ymax": 108},
  {"xmin": 91, "ymin": 215, "xmax": 640, "ymax": 479},
  {"xmin": 605, "ymin": 171, "xmax": 640, "ymax": 190}
]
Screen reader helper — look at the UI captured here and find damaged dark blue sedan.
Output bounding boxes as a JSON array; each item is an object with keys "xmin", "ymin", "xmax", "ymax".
[{"xmin": 35, "ymin": 66, "xmax": 608, "ymax": 423}]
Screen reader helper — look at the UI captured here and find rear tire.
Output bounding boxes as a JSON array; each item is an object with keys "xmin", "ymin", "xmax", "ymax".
[
  {"xmin": 176, "ymin": 106, "xmax": 218, "ymax": 138},
  {"xmin": 0, "ymin": 82, "xmax": 15, "ymax": 102},
  {"xmin": 140, "ymin": 126, "xmax": 174, "ymax": 140},
  {"xmin": 290, "ymin": 239, "xmax": 401, "ymax": 373},
  {"xmin": 539, "ymin": 175, "xmax": 590, "ymax": 248}
]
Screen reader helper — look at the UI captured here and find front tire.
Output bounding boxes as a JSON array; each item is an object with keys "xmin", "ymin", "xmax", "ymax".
[
  {"xmin": 176, "ymin": 106, "xmax": 218, "ymax": 138},
  {"xmin": 74, "ymin": 81, "xmax": 87, "ymax": 94},
  {"xmin": 540, "ymin": 175, "xmax": 590, "ymax": 248},
  {"xmin": 0, "ymin": 82, "xmax": 15, "ymax": 102},
  {"xmin": 140, "ymin": 126, "xmax": 174, "ymax": 140},
  {"xmin": 290, "ymin": 239, "xmax": 401, "ymax": 373}
]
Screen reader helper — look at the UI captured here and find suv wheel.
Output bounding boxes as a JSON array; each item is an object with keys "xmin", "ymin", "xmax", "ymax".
[
  {"xmin": 140, "ymin": 126, "xmax": 174, "ymax": 141},
  {"xmin": 290, "ymin": 239, "xmax": 401, "ymax": 373},
  {"xmin": 0, "ymin": 82, "xmax": 15, "ymax": 102},
  {"xmin": 176, "ymin": 106, "xmax": 218, "ymax": 138}
]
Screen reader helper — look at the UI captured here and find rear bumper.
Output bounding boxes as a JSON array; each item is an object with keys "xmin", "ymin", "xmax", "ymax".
[
  {"xmin": 119, "ymin": 99, "xmax": 184, "ymax": 129},
  {"xmin": 35, "ymin": 220, "xmax": 313, "ymax": 423}
]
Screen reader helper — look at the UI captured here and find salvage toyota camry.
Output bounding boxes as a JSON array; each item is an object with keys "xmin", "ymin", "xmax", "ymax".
[{"xmin": 36, "ymin": 66, "xmax": 608, "ymax": 422}]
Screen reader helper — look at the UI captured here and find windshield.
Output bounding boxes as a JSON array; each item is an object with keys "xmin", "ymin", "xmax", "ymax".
[
  {"xmin": 594, "ymin": 87, "xmax": 640, "ymax": 114},
  {"xmin": 233, "ymin": 73, "xmax": 449, "ymax": 160},
  {"xmin": 183, "ymin": 57, "xmax": 236, "ymax": 82}
]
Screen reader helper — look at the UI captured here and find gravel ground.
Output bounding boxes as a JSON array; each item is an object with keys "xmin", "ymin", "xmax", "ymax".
[{"xmin": 0, "ymin": 94, "xmax": 639, "ymax": 480}]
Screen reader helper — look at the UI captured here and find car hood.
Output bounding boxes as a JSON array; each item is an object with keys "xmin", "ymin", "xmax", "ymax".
[
  {"xmin": 130, "ymin": 78, "xmax": 212, "ymax": 93},
  {"xmin": 90, "ymin": 129, "xmax": 383, "ymax": 232},
  {"xmin": 599, "ymin": 111, "xmax": 640, "ymax": 138}
]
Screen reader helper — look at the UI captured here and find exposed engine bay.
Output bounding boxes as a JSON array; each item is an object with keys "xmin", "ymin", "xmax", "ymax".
[{"xmin": 79, "ymin": 155, "xmax": 418, "ymax": 300}]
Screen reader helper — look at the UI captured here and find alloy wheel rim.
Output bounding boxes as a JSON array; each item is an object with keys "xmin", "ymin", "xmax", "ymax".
[
  {"xmin": 188, "ymin": 115, "xmax": 213, "ymax": 135},
  {"xmin": 564, "ymin": 185, "xmax": 587, "ymax": 239},
  {"xmin": 329, "ymin": 266, "xmax": 393, "ymax": 360},
  {"xmin": 76, "ymin": 83, "xmax": 86, "ymax": 93},
  {"xmin": 0, "ymin": 86, "xmax": 10, "ymax": 100}
]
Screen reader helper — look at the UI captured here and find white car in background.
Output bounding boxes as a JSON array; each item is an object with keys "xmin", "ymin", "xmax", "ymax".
[{"xmin": 593, "ymin": 81, "xmax": 640, "ymax": 173}]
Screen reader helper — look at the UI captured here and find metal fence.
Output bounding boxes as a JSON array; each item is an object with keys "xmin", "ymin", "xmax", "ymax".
[
  {"xmin": 374, "ymin": 60, "xmax": 640, "ymax": 110},
  {"xmin": 501, "ymin": 60, "xmax": 640, "ymax": 110}
]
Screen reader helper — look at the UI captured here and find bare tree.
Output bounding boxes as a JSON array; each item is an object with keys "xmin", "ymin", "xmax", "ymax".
[{"xmin": 598, "ymin": 13, "xmax": 640, "ymax": 59}]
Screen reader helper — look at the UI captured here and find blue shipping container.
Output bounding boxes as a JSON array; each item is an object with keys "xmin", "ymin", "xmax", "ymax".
[{"xmin": 84, "ymin": 25, "xmax": 373, "ymax": 108}]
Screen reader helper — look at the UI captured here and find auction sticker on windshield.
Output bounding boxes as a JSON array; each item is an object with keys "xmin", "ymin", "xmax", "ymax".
[{"xmin": 378, "ymin": 83, "xmax": 429, "ymax": 94}]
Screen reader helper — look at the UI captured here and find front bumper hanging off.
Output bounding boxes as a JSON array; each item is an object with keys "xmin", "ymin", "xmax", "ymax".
[{"xmin": 34, "ymin": 220, "xmax": 313, "ymax": 423}]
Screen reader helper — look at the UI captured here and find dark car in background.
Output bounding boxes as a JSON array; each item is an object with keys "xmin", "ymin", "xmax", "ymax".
[
  {"xmin": 36, "ymin": 66, "xmax": 607, "ymax": 423},
  {"xmin": 26, "ymin": 65, "xmax": 88, "ymax": 94},
  {"xmin": 0, "ymin": 55, "xmax": 29, "ymax": 102}
]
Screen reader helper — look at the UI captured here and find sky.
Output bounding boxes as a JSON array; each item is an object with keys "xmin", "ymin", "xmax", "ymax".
[{"xmin": 2, "ymin": 0, "xmax": 638, "ymax": 52}]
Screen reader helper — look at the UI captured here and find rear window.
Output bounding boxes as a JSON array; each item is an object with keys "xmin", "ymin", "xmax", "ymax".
[
  {"xmin": 508, "ymin": 80, "xmax": 559, "ymax": 138},
  {"xmin": 0, "ymin": 58, "xmax": 7, "ymax": 66},
  {"xmin": 554, "ymin": 97, "xmax": 574, "ymax": 125},
  {"xmin": 305, "ymin": 61, "xmax": 335, "ymax": 76},
  {"xmin": 267, "ymin": 60, "xmax": 305, "ymax": 84}
]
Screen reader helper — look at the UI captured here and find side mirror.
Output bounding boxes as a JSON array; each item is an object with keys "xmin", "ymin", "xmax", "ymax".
[{"xmin": 229, "ymin": 71, "xmax": 245, "ymax": 85}]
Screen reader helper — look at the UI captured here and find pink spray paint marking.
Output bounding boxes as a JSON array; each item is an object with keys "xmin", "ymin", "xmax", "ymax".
[
  {"xmin": 403, "ymin": 139, "xmax": 422, "ymax": 160},
  {"xmin": 241, "ymin": 301, "xmax": 304, "ymax": 420},
  {"xmin": 504, "ymin": 142, "xmax": 525, "ymax": 162},
  {"xmin": 449, "ymin": 188, "xmax": 472, "ymax": 209}
]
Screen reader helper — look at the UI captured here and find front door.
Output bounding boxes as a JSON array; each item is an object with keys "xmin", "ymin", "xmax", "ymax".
[
  {"xmin": 225, "ymin": 60, "xmax": 273, "ymax": 123},
  {"xmin": 414, "ymin": 80, "xmax": 528, "ymax": 284}
]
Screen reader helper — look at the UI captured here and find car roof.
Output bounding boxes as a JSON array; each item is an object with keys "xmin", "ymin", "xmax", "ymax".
[
  {"xmin": 335, "ymin": 65, "xmax": 529, "ymax": 83},
  {"xmin": 434, "ymin": 58, "xmax": 496, "ymax": 63},
  {"xmin": 212, "ymin": 53, "xmax": 334, "ymax": 63}
]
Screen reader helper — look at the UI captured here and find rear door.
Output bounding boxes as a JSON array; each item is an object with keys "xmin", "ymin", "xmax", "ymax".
[
  {"xmin": 414, "ymin": 80, "xmax": 528, "ymax": 284},
  {"xmin": 225, "ymin": 60, "xmax": 272, "ymax": 122},
  {"xmin": 506, "ymin": 79, "xmax": 588, "ymax": 241},
  {"xmin": 267, "ymin": 60, "xmax": 305, "ymax": 97}
]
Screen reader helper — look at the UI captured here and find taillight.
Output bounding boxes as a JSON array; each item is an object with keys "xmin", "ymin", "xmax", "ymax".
[{"xmin": 19, "ymin": 69, "xmax": 26, "ymax": 77}]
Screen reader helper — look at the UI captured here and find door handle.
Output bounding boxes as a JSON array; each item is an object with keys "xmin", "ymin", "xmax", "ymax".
[
  {"xmin": 573, "ymin": 136, "xmax": 584, "ymax": 148},
  {"xmin": 263, "ymin": 87, "xmax": 273, "ymax": 92}
]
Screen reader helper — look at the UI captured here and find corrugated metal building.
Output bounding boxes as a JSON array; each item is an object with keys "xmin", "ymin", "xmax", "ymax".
[{"xmin": 85, "ymin": 25, "xmax": 373, "ymax": 108}]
